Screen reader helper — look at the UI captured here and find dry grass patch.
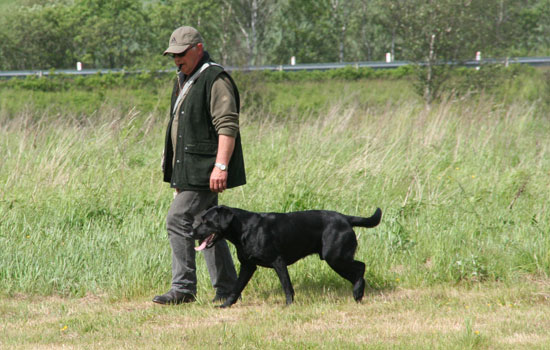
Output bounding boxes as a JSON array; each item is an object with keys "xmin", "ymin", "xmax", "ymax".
[{"xmin": 2, "ymin": 281, "xmax": 550, "ymax": 349}]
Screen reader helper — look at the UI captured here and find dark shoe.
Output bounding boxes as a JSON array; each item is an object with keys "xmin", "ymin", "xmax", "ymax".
[{"xmin": 153, "ymin": 290, "xmax": 195, "ymax": 305}]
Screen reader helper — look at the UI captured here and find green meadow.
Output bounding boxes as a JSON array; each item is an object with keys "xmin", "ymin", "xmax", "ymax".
[{"xmin": 1, "ymin": 72, "xmax": 549, "ymax": 349}]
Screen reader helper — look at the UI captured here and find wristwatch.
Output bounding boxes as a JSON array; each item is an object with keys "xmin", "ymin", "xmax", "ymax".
[{"xmin": 215, "ymin": 163, "xmax": 227, "ymax": 171}]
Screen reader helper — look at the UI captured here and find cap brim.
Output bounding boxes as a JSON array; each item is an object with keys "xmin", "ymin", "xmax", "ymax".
[{"xmin": 163, "ymin": 44, "xmax": 191, "ymax": 56}]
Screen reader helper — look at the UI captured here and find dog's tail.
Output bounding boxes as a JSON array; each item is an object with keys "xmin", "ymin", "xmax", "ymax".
[{"xmin": 347, "ymin": 208, "xmax": 382, "ymax": 228}]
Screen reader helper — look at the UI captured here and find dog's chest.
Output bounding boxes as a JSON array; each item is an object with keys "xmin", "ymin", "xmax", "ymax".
[{"xmin": 236, "ymin": 233, "xmax": 280, "ymax": 264}]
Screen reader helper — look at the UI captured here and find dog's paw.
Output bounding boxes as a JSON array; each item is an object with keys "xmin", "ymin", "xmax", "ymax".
[
  {"xmin": 216, "ymin": 301, "xmax": 233, "ymax": 309},
  {"xmin": 353, "ymin": 278, "xmax": 365, "ymax": 302}
]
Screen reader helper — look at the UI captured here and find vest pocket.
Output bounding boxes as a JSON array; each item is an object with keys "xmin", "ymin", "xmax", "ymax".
[{"xmin": 183, "ymin": 143, "xmax": 218, "ymax": 187}]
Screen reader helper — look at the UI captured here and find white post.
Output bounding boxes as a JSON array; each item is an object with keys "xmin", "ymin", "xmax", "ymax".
[
  {"xmin": 290, "ymin": 56, "xmax": 296, "ymax": 66},
  {"xmin": 475, "ymin": 51, "xmax": 481, "ymax": 70},
  {"xmin": 76, "ymin": 62, "xmax": 82, "ymax": 71},
  {"xmin": 385, "ymin": 52, "xmax": 392, "ymax": 63}
]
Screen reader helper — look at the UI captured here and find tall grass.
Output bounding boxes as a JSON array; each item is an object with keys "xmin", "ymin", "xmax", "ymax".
[{"xmin": 1, "ymin": 80, "xmax": 549, "ymax": 302}]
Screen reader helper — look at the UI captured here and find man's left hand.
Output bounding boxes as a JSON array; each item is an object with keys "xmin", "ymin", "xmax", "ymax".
[{"xmin": 210, "ymin": 167, "xmax": 228, "ymax": 193}]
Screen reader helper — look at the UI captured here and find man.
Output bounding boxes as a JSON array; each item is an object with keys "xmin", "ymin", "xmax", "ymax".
[{"xmin": 153, "ymin": 26, "xmax": 246, "ymax": 305}]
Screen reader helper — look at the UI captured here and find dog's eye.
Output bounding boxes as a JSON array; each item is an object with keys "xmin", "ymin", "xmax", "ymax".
[{"xmin": 192, "ymin": 218, "xmax": 204, "ymax": 230}]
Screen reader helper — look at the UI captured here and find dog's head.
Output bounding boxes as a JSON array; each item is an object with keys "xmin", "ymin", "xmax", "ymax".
[{"xmin": 193, "ymin": 205, "xmax": 234, "ymax": 251}]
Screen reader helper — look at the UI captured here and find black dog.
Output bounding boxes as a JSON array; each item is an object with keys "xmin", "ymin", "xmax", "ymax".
[{"xmin": 193, "ymin": 205, "xmax": 382, "ymax": 308}]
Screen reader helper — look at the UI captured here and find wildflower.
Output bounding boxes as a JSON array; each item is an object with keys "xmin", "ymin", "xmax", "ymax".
[
  {"xmin": 61, "ymin": 325, "xmax": 68, "ymax": 332},
  {"xmin": 474, "ymin": 330, "xmax": 480, "ymax": 335}
]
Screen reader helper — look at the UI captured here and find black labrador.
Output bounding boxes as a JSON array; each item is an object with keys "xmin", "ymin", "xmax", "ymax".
[{"xmin": 193, "ymin": 205, "xmax": 382, "ymax": 308}]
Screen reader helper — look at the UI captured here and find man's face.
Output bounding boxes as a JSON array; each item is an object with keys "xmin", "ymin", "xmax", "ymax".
[{"xmin": 173, "ymin": 43, "xmax": 203, "ymax": 75}]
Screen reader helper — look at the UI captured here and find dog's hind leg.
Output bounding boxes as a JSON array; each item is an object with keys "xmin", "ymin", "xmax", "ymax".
[
  {"xmin": 326, "ymin": 259, "xmax": 366, "ymax": 302},
  {"xmin": 272, "ymin": 257, "xmax": 295, "ymax": 305}
]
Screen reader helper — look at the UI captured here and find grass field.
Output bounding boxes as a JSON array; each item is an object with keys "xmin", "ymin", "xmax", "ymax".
[
  {"xmin": 2, "ymin": 283, "xmax": 550, "ymax": 349},
  {"xmin": 1, "ymin": 77, "xmax": 550, "ymax": 349}
]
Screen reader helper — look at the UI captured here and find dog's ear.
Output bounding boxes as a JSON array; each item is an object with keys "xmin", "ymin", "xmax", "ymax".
[{"xmin": 214, "ymin": 205, "xmax": 234, "ymax": 229}]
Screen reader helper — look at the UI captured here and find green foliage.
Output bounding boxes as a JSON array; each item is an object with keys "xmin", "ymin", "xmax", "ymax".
[
  {"xmin": 2, "ymin": 0, "xmax": 550, "ymax": 70},
  {"xmin": 445, "ymin": 64, "xmax": 541, "ymax": 100},
  {"xmin": 0, "ymin": 66, "xmax": 414, "ymax": 95},
  {"xmin": 0, "ymin": 70, "xmax": 170, "ymax": 92},
  {"xmin": 4, "ymin": 63, "xmax": 546, "ymax": 105},
  {"xmin": 1, "ymin": 76, "xmax": 549, "ymax": 298},
  {"xmin": 71, "ymin": 0, "xmax": 150, "ymax": 68},
  {"xmin": 0, "ymin": 3, "xmax": 77, "ymax": 70},
  {"xmin": 375, "ymin": 0, "xmax": 550, "ymax": 103}
]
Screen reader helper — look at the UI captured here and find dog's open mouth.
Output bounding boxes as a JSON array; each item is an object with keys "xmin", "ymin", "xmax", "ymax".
[{"xmin": 195, "ymin": 233, "xmax": 217, "ymax": 251}]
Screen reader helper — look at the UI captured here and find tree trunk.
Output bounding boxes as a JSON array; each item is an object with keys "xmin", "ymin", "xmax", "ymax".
[
  {"xmin": 424, "ymin": 34, "xmax": 436, "ymax": 106},
  {"xmin": 250, "ymin": 0, "xmax": 258, "ymax": 66}
]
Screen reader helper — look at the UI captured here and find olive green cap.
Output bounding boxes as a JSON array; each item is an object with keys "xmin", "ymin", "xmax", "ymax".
[{"xmin": 163, "ymin": 26, "xmax": 203, "ymax": 56}]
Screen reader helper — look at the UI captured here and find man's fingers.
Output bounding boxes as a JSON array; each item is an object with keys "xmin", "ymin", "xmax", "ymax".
[
  {"xmin": 210, "ymin": 178, "xmax": 226, "ymax": 193},
  {"xmin": 210, "ymin": 167, "xmax": 228, "ymax": 193}
]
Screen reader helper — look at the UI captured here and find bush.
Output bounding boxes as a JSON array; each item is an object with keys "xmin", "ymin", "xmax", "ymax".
[{"xmin": 0, "ymin": 63, "xmax": 546, "ymax": 109}]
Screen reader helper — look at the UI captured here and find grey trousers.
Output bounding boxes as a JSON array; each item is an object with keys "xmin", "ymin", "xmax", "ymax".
[{"xmin": 166, "ymin": 190, "xmax": 237, "ymax": 296}]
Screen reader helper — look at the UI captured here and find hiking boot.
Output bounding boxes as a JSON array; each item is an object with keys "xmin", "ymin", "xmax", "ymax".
[{"xmin": 153, "ymin": 290, "xmax": 196, "ymax": 305}]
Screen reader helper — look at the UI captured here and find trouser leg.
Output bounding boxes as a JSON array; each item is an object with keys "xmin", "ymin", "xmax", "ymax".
[
  {"xmin": 204, "ymin": 239, "xmax": 237, "ymax": 295},
  {"xmin": 166, "ymin": 190, "xmax": 236, "ymax": 295},
  {"xmin": 169, "ymin": 230, "xmax": 197, "ymax": 295}
]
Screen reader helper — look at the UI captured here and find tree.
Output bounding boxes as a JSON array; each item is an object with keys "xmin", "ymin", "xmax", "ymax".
[
  {"xmin": 219, "ymin": 0, "xmax": 278, "ymax": 66},
  {"xmin": 1, "ymin": 0, "xmax": 550, "ymax": 70},
  {"xmin": 379, "ymin": 0, "xmax": 504, "ymax": 103},
  {"xmin": 0, "ymin": 4, "xmax": 76, "ymax": 70},
  {"xmin": 268, "ymin": 0, "xmax": 337, "ymax": 64},
  {"xmin": 71, "ymin": 0, "xmax": 150, "ymax": 68}
]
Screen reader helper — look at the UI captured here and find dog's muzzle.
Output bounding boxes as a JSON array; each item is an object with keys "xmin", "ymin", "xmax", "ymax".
[{"xmin": 195, "ymin": 233, "xmax": 217, "ymax": 251}]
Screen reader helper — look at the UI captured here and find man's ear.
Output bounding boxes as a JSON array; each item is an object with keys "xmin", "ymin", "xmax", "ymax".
[{"xmin": 195, "ymin": 42, "xmax": 204, "ymax": 54}]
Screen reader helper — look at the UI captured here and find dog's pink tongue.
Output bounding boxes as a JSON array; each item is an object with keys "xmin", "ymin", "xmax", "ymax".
[
  {"xmin": 195, "ymin": 240, "xmax": 208, "ymax": 251},
  {"xmin": 195, "ymin": 234, "xmax": 214, "ymax": 251}
]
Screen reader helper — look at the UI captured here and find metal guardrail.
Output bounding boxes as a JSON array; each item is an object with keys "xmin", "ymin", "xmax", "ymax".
[{"xmin": 1, "ymin": 57, "xmax": 549, "ymax": 78}]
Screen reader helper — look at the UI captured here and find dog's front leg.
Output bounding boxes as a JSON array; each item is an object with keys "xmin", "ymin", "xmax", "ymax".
[
  {"xmin": 219, "ymin": 262, "xmax": 257, "ymax": 308},
  {"xmin": 272, "ymin": 257, "xmax": 295, "ymax": 305}
]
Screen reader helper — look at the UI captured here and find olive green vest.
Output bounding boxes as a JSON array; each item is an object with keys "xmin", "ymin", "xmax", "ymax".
[{"xmin": 163, "ymin": 61, "xmax": 246, "ymax": 190}]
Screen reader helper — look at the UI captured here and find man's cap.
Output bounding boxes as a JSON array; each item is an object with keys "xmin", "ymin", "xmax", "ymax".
[{"xmin": 163, "ymin": 26, "xmax": 203, "ymax": 56}]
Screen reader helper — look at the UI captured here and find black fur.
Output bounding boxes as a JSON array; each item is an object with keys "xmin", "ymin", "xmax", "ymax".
[{"xmin": 193, "ymin": 205, "xmax": 382, "ymax": 308}]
